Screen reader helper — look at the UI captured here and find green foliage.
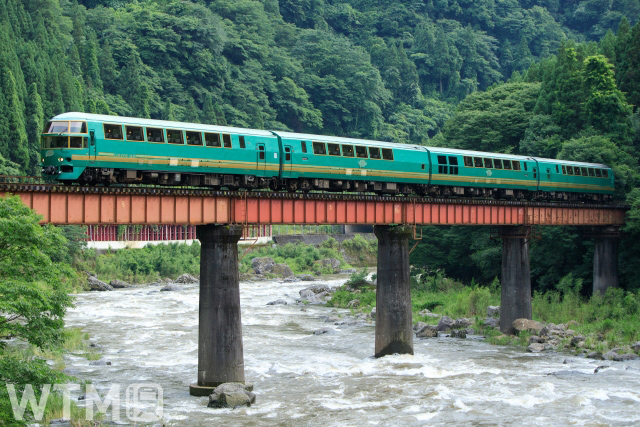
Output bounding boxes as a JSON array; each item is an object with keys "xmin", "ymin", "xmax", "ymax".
[
  {"xmin": 345, "ymin": 268, "xmax": 370, "ymax": 289},
  {"xmin": 0, "ymin": 196, "xmax": 75, "ymax": 350}
]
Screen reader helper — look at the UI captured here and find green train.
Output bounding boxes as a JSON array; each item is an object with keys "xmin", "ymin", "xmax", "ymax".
[{"xmin": 40, "ymin": 112, "xmax": 614, "ymax": 201}]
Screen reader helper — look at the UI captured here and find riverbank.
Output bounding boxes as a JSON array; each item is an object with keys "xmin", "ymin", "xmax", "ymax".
[{"xmin": 327, "ymin": 271, "xmax": 640, "ymax": 359}]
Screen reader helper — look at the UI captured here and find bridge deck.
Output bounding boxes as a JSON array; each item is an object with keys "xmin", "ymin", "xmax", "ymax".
[{"xmin": 0, "ymin": 179, "xmax": 627, "ymax": 226}]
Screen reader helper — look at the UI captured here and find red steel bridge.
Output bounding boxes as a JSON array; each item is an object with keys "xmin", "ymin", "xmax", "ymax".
[{"xmin": 0, "ymin": 176, "xmax": 627, "ymax": 227}]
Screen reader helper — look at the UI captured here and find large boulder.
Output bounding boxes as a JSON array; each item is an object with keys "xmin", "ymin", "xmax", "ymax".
[
  {"xmin": 88, "ymin": 277, "xmax": 113, "ymax": 292},
  {"xmin": 314, "ymin": 258, "xmax": 341, "ymax": 273},
  {"xmin": 632, "ymin": 342, "xmax": 640, "ymax": 353},
  {"xmin": 416, "ymin": 325, "xmax": 438, "ymax": 338},
  {"xmin": 436, "ymin": 316, "xmax": 454, "ymax": 332},
  {"xmin": 487, "ymin": 306, "xmax": 500, "ymax": 318},
  {"xmin": 160, "ymin": 284, "xmax": 182, "ymax": 292},
  {"xmin": 271, "ymin": 263, "xmax": 294, "ymax": 278},
  {"xmin": 297, "ymin": 274, "xmax": 315, "ymax": 281},
  {"xmin": 208, "ymin": 383, "xmax": 255, "ymax": 409},
  {"xmin": 512, "ymin": 318, "xmax": 544, "ymax": 335},
  {"xmin": 109, "ymin": 279, "xmax": 132, "ymax": 289},
  {"xmin": 251, "ymin": 257, "xmax": 275, "ymax": 274},
  {"xmin": 452, "ymin": 318, "xmax": 472, "ymax": 329},
  {"xmin": 484, "ymin": 318, "xmax": 499, "ymax": 328},
  {"xmin": 174, "ymin": 274, "xmax": 199, "ymax": 284},
  {"xmin": 267, "ymin": 299, "xmax": 288, "ymax": 306},
  {"xmin": 527, "ymin": 343, "xmax": 545, "ymax": 353}
]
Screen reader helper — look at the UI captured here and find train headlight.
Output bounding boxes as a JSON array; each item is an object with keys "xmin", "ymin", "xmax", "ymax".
[{"xmin": 58, "ymin": 157, "xmax": 64, "ymax": 162}]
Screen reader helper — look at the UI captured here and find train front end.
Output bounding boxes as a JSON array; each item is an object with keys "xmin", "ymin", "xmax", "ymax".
[{"xmin": 40, "ymin": 118, "xmax": 89, "ymax": 183}]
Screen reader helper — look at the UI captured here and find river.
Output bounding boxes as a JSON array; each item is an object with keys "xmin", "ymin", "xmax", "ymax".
[{"xmin": 63, "ymin": 278, "xmax": 640, "ymax": 426}]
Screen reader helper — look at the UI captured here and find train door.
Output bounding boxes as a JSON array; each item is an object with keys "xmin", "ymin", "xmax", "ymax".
[
  {"xmin": 89, "ymin": 130, "xmax": 97, "ymax": 162},
  {"xmin": 283, "ymin": 145, "xmax": 292, "ymax": 176},
  {"xmin": 257, "ymin": 143, "xmax": 266, "ymax": 172}
]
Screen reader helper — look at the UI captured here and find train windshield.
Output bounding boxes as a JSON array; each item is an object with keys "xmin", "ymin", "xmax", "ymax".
[
  {"xmin": 42, "ymin": 136, "xmax": 68, "ymax": 149},
  {"xmin": 43, "ymin": 121, "xmax": 87, "ymax": 134}
]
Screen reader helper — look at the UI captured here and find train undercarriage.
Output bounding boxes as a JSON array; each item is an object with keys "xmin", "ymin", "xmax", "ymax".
[{"xmin": 74, "ymin": 167, "xmax": 612, "ymax": 203}]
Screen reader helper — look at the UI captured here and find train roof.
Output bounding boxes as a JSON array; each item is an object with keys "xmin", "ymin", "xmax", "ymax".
[
  {"xmin": 51, "ymin": 112, "xmax": 274, "ymax": 137},
  {"xmin": 50, "ymin": 113, "xmax": 611, "ymax": 169}
]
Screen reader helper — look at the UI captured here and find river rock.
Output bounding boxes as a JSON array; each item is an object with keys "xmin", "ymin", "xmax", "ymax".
[
  {"xmin": 587, "ymin": 352, "xmax": 603, "ymax": 360},
  {"xmin": 267, "ymin": 299, "xmax": 288, "ymax": 305},
  {"xmin": 513, "ymin": 318, "xmax": 544, "ymax": 335},
  {"xmin": 436, "ymin": 316, "xmax": 454, "ymax": 332},
  {"xmin": 89, "ymin": 359, "xmax": 112, "ymax": 366},
  {"xmin": 450, "ymin": 329, "xmax": 467, "ymax": 339},
  {"xmin": 452, "ymin": 318, "xmax": 472, "ymax": 329},
  {"xmin": 314, "ymin": 258, "xmax": 341, "ymax": 273},
  {"xmin": 49, "ymin": 419, "xmax": 71, "ymax": 427},
  {"xmin": 208, "ymin": 383, "xmax": 255, "ymax": 409},
  {"xmin": 413, "ymin": 321, "xmax": 427, "ymax": 332},
  {"xmin": 272, "ymin": 263, "xmax": 294, "ymax": 278},
  {"xmin": 297, "ymin": 274, "xmax": 315, "ymax": 281},
  {"xmin": 175, "ymin": 273, "xmax": 199, "ymax": 284},
  {"xmin": 418, "ymin": 309, "xmax": 440, "ymax": 318},
  {"xmin": 314, "ymin": 328, "xmax": 333, "ymax": 335},
  {"xmin": 370, "ymin": 307, "xmax": 376, "ymax": 320},
  {"xmin": 88, "ymin": 276, "xmax": 113, "ymax": 291},
  {"xmin": 160, "ymin": 284, "xmax": 182, "ymax": 291},
  {"xmin": 527, "ymin": 343, "xmax": 545, "ymax": 353},
  {"xmin": 416, "ymin": 325, "xmax": 438, "ymax": 338},
  {"xmin": 487, "ymin": 306, "xmax": 500, "ymax": 318},
  {"xmin": 570, "ymin": 335, "xmax": 585, "ymax": 347},
  {"xmin": 613, "ymin": 353, "xmax": 639, "ymax": 362},
  {"xmin": 631, "ymin": 342, "xmax": 640, "ymax": 352},
  {"xmin": 529, "ymin": 336, "xmax": 544, "ymax": 344},
  {"xmin": 484, "ymin": 317, "xmax": 499, "ymax": 328},
  {"xmin": 109, "ymin": 279, "xmax": 132, "ymax": 288},
  {"xmin": 347, "ymin": 299, "xmax": 360, "ymax": 308},
  {"xmin": 252, "ymin": 257, "xmax": 275, "ymax": 274}
]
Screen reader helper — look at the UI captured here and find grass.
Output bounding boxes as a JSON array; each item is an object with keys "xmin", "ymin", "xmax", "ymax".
[{"xmin": 328, "ymin": 271, "xmax": 640, "ymax": 354}]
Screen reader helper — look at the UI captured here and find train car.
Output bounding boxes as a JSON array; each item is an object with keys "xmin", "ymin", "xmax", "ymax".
[
  {"xmin": 41, "ymin": 112, "xmax": 281, "ymax": 188},
  {"xmin": 40, "ymin": 112, "xmax": 614, "ymax": 201}
]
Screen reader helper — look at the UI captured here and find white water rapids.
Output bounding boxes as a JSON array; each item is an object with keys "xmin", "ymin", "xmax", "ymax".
[{"xmin": 63, "ymin": 278, "xmax": 640, "ymax": 426}]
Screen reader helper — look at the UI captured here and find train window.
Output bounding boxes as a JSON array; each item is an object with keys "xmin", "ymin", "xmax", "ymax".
[
  {"xmin": 45, "ymin": 121, "xmax": 68, "ymax": 133},
  {"xmin": 223, "ymin": 134, "xmax": 232, "ymax": 148},
  {"xmin": 602, "ymin": 170, "xmax": 608, "ymax": 177},
  {"xmin": 588, "ymin": 168, "xmax": 595, "ymax": 177},
  {"xmin": 126, "ymin": 126, "xmax": 144, "ymax": 142},
  {"xmin": 42, "ymin": 136, "xmax": 68, "ymax": 148},
  {"xmin": 438, "ymin": 155, "xmax": 447, "ymax": 174},
  {"xmin": 342, "ymin": 145, "xmax": 354, "ymax": 157},
  {"xmin": 556, "ymin": 165, "xmax": 559, "ymax": 173},
  {"xmin": 484, "ymin": 158, "xmax": 493, "ymax": 168},
  {"xmin": 69, "ymin": 136, "xmax": 84, "ymax": 148},
  {"xmin": 474, "ymin": 157, "xmax": 483, "ymax": 167},
  {"xmin": 328, "ymin": 143, "xmax": 341, "ymax": 156},
  {"xmin": 69, "ymin": 121, "xmax": 87, "ymax": 133},
  {"xmin": 567, "ymin": 166, "xmax": 573, "ymax": 175},
  {"xmin": 494, "ymin": 159, "xmax": 503, "ymax": 169},
  {"xmin": 595, "ymin": 169, "xmax": 602, "ymax": 177},
  {"xmin": 313, "ymin": 142, "xmax": 326, "ymax": 155},
  {"xmin": 147, "ymin": 128, "xmax": 164, "ymax": 143},
  {"xmin": 523, "ymin": 162, "xmax": 528, "ymax": 171},
  {"xmin": 503, "ymin": 160, "xmax": 512, "ymax": 170},
  {"xmin": 355, "ymin": 146, "xmax": 368, "ymax": 158},
  {"xmin": 574, "ymin": 167, "xmax": 581, "ymax": 176},
  {"xmin": 513, "ymin": 161, "xmax": 521, "ymax": 171},
  {"xmin": 258, "ymin": 145, "xmax": 265, "ymax": 160},
  {"xmin": 104, "ymin": 123, "xmax": 123, "ymax": 140},
  {"xmin": 369, "ymin": 147, "xmax": 381, "ymax": 159},
  {"xmin": 204, "ymin": 133, "xmax": 221, "ymax": 147},
  {"xmin": 382, "ymin": 148, "xmax": 394, "ymax": 160},
  {"xmin": 449, "ymin": 156, "xmax": 458, "ymax": 175},
  {"xmin": 464, "ymin": 156, "xmax": 473, "ymax": 167},
  {"xmin": 421, "ymin": 164, "xmax": 425, "ymax": 170},
  {"xmin": 301, "ymin": 141, "xmax": 307, "ymax": 153},
  {"xmin": 239, "ymin": 135, "xmax": 246, "ymax": 149},
  {"xmin": 562, "ymin": 165, "xmax": 566, "ymax": 174},
  {"xmin": 167, "ymin": 129, "xmax": 184, "ymax": 144},
  {"xmin": 581, "ymin": 167, "xmax": 588, "ymax": 176},
  {"xmin": 285, "ymin": 146, "xmax": 291, "ymax": 161},
  {"xmin": 186, "ymin": 131, "xmax": 203, "ymax": 146}
]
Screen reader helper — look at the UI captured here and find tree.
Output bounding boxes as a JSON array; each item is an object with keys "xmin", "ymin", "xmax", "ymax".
[
  {"xmin": 1, "ymin": 68, "xmax": 28, "ymax": 170},
  {"xmin": 0, "ymin": 195, "xmax": 74, "ymax": 349}
]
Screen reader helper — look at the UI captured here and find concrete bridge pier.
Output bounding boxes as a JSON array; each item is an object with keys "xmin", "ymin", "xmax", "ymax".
[
  {"xmin": 592, "ymin": 226, "xmax": 620, "ymax": 295},
  {"xmin": 498, "ymin": 226, "xmax": 533, "ymax": 335},
  {"xmin": 373, "ymin": 225, "xmax": 413, "ymax": 357},
  {"xmin": 190, "ymin": 224, "xmax": 245, "ymax": 397}
]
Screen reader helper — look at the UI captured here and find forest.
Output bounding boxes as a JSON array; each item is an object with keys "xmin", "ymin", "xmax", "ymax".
[{"xmin": 0, "ymin": 0, "xmax": 639, "ymax": 291}]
